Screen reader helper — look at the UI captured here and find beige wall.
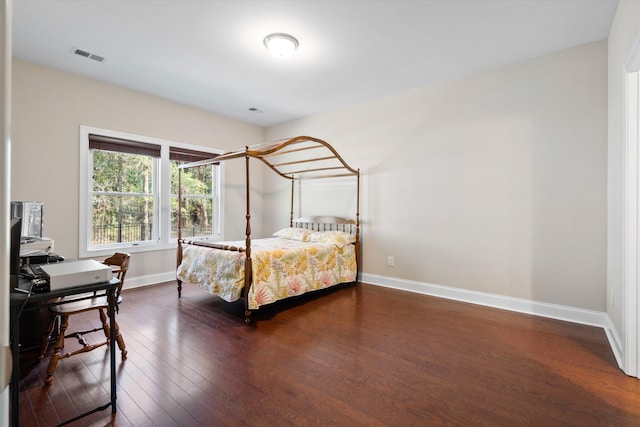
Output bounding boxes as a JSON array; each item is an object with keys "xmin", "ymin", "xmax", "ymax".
[
  {"xmin": 11, "ymin": 59, "xmax": 263, "ymax": 283},
  {"xmin": 266, "ymin": 41, "xmax": 608, "ymax": 311},
  {"xmin": 607, "ymin": 1, "xmax": 640, "ymax": 336}
]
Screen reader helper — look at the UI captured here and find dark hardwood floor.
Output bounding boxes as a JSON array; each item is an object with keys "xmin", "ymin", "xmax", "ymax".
[{"xmin": 15, "ymin": 281, "xmax": 640, "ymax": 426}]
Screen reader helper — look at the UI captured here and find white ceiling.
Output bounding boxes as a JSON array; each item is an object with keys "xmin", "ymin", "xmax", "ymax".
[{"xmin": 12, "ymin": 0, "xmax": 618, "ymax": 127}]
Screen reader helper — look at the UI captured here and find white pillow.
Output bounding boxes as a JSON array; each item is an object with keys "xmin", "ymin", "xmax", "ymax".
[{"xmin": 272, "ymin": 227, "xmax": 313, "ymax": 241}]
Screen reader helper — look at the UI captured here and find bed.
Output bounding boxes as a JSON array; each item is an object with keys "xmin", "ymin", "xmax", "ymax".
[{"xmin": 175, "ymin": 136, "xmax": 360, "ymax": 324}]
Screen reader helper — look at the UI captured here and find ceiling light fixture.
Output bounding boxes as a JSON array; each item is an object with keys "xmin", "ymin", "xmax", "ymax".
[{"xmin": 263, "ymin": 33, "xmax": 299, "ymax": 59}]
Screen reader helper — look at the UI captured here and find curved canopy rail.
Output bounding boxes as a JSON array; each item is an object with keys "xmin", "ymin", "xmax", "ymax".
[{"xmin": 179, "ymin": 135, "xmax": 359, "ymax": 180}]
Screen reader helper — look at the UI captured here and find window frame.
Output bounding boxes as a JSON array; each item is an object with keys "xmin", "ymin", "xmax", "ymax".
[
  {"xmin": 79, "ymin": 126, "xmax": 224, "ymax": 257},
  {"xmin": 169, "ymin": 146, "xmax": 221, "ymax": 241}
]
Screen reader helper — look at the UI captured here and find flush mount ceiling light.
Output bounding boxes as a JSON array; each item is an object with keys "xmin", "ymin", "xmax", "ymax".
[{"xmin": 263, "ymin": 33, "xmax": 299, "ymax": 59}]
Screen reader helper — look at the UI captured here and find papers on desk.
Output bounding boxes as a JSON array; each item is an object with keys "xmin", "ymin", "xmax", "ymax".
[{"xmin": 20, "ymin": 237, "xmax": 54, "ymax": 255}]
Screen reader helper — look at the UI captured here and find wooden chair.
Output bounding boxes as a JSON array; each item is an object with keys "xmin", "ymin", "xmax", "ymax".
[{"xmin": 38, "ymin": 253, "xmax": 130, "ymax": 385}]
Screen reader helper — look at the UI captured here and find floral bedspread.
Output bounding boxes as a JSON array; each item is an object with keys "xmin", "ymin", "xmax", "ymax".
[{"xmin": 176, "ymin": 237, "xmax": 357, "ymax": 309}]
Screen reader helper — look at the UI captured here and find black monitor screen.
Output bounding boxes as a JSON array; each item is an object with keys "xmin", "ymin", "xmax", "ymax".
[{"xmin": 10, "ymin": 217, "xmax": 22, "ymax": 288}]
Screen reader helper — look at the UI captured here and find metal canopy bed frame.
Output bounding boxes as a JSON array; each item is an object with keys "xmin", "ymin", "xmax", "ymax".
[{"xmin": 176, "ymin": 135, "xmax": 360, "ymax": 324}]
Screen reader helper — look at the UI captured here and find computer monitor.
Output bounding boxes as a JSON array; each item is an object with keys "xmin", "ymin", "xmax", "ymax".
[{"xmin": 10, "ymin": 217, "xmax": 22, "ymax": 289}]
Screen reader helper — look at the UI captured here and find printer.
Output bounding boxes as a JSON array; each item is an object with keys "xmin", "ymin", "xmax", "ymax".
[{"xmin": 39, "ymin": 260, "xmax": 113, "ymax": 291}]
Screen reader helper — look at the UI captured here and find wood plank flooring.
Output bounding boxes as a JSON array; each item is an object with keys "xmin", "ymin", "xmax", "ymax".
[{"xmin": 15, "ymin": 281, "xmax": 640, "ymax": 426}]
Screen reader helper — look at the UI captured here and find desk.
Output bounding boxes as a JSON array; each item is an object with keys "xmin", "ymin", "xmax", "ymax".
[{"xmin": 9, "ymin": 277, "xmax": 120, "ymax": 427}]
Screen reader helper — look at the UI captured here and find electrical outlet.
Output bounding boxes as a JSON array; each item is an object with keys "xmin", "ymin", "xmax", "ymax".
[{"xmin": 387, "ymin": 256, "xmax": 395, "ymax": 267}]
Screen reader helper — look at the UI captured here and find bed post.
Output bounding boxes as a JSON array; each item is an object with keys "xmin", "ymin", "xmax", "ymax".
[
  {"xmin": 177, "ymin": 166, "xmax": 183, "ymax": 297},
  {"xmin": 243, "ymin": 148, "xmax": 253, "ymax": 324},
  {"xmin": 290, "ymin": 178, "xmax": 295, "ymax": 227}
]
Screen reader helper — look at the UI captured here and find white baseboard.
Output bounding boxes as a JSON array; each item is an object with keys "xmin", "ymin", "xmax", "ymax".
[
  {"xmin": 360, "ymin": 273, "xmax": 608, "ymax": 328},
  {"xmin": 137, "ymin": 270, "xmax": 610, "ymax": 328},
  {"xmin": 123, "ymin": 271, "xmax": 176, "ymax": 290},
  {"xmin": 604, "ymin": 314, "xmax": 624, "ymax": 370}
]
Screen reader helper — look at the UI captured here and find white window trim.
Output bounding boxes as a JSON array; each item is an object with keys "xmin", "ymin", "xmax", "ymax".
[
  {"xmin": 79, "ymin": 125, "xmax": 224, "ymax": 258},
  {"xmin": 622, "ymin": 35, "xmax": 640, "ymax": 377}
]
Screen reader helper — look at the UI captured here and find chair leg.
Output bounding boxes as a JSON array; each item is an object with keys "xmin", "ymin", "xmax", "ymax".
[
  {"xmin": 38, "ymin": 314, "xmax": 58, "ymax": 360},
  {"xmin": 99, "ymin": 308, "xmax": 127, "ymax": 360},
  {"xmin": 98, "ymin": 307, "xmax": 110, "ymax": 338},
  {"xmin": 114, "ymin": 319, "xmax": 127, "ymax": 360},
  {"xmin": 45, "ymin": 314, "xmax": 69, "ymax": 385}
]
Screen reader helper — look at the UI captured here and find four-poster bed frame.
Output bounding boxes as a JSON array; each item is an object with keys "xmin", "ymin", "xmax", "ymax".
[{"xmin": 176, "ymin": 135, "xmax": 360, "ymax": 324}]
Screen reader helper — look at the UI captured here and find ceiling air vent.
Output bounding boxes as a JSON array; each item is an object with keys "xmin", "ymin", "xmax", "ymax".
[
  {"xmin": 71, "ymin": 47, "xmax": 105, "ymax": 62},
  {"xmin": 73, "ymin": 48, "xmax": 90, "ymax": 58}
]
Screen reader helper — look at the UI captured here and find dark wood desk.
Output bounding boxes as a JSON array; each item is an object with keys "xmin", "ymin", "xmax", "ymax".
[{"xmin": 9, "ymin": 277, "xmax": 120, "ymax": 427}]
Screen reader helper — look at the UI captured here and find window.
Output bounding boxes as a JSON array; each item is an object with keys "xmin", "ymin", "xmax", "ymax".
[
  {"xmin": 89, "ymin": 134, "xmax": 159, "ymax": 246},
  {"xmin": 169, "ymin": 147, "xmax": 219, "ymax": 239},
  {"xmin": 80, "ymin": 126, "xmax": 222, "ymax": 257}
]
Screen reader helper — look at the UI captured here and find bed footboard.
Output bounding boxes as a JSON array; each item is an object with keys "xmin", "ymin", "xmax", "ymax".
[{"xmin": 176, "ymin": 237, "xmax": 248, "ymax": 300}]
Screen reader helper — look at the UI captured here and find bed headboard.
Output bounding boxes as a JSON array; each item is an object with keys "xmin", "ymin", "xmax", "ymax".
[{"xmin": 292, "ymin": 216, "xmax": 357, "ymax": 234}]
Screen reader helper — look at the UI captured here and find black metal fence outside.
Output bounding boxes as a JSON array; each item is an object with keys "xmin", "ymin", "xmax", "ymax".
[
  {"xmin": 93, "ymin": 222, "xmax": 214, "ymax": 244},
  {"xmin": 171, "ymin": 225, "xmax": 214, "ymax": 239},
  {"xmin": 93, "ymin": 222, "xmax": 153, "ymax": 245}
]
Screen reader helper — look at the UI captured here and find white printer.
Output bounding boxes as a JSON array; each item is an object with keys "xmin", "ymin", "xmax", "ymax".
[{"xmin": 39, "ymin": 260, "xmax": 113, "ymax": 291}]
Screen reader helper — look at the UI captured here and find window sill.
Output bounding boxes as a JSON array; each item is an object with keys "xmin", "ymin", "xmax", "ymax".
[{"xmin": 80, "ymin": 242, "xmax": 178, "ymax": 258}]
